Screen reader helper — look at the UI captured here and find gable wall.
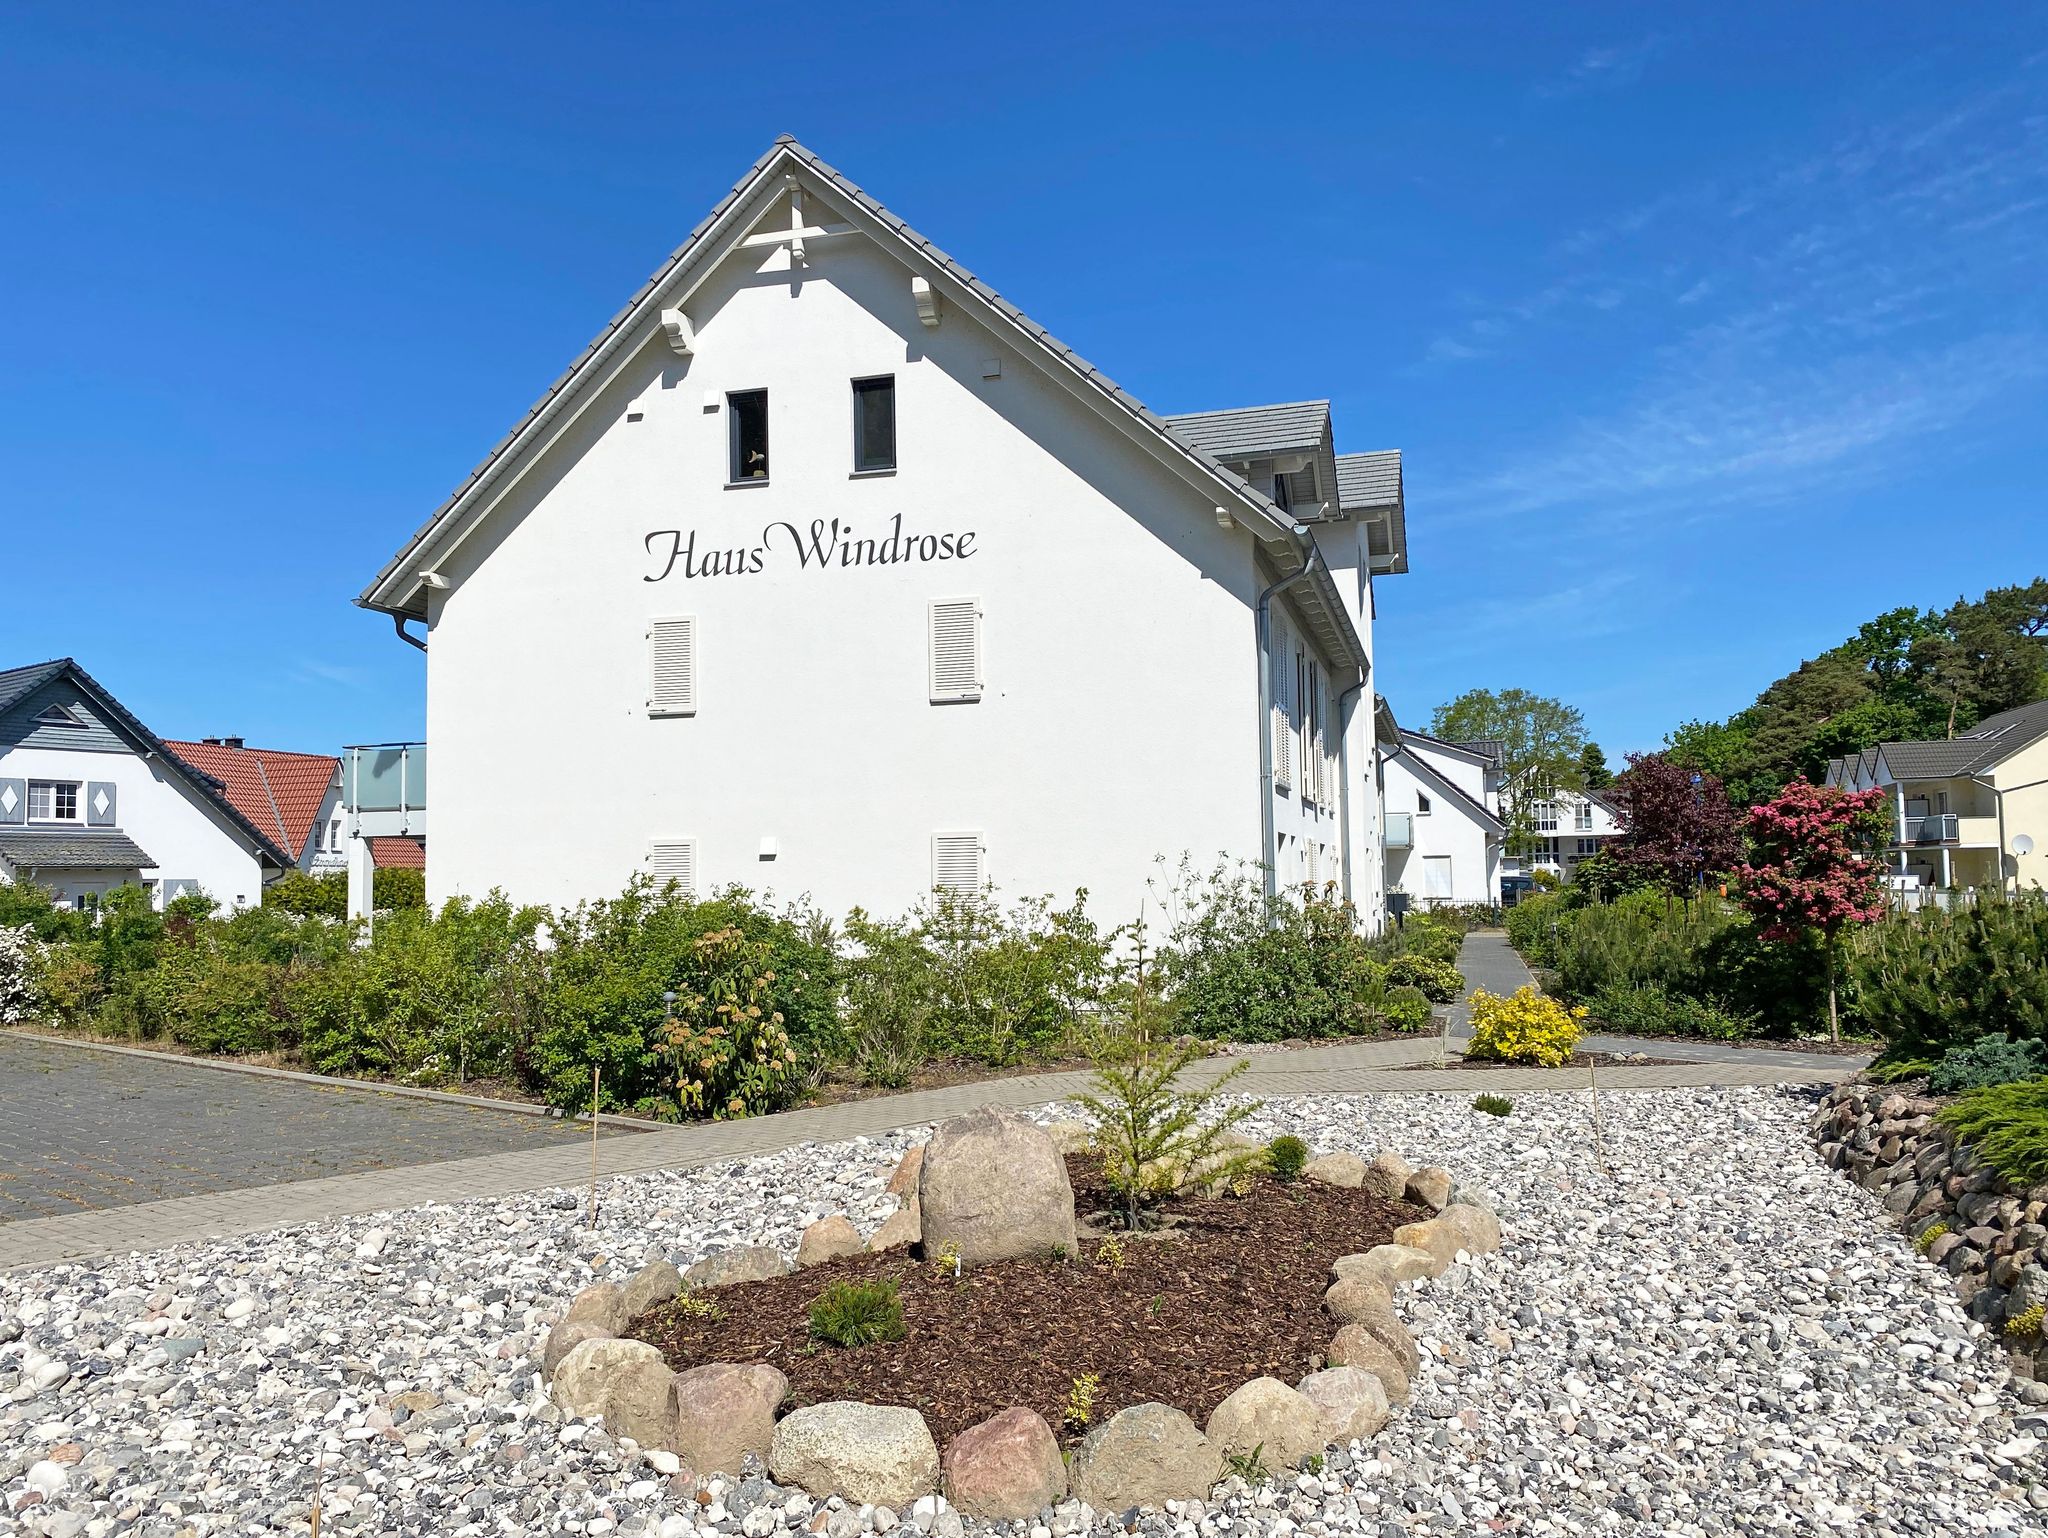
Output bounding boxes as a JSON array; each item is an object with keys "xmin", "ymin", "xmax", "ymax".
[
  {"xmin": 0, "ymin": 678, "xmax": 129, "ymax": 753},
  {"xmin": 419, "ymin": 231, "xmax": 1286, "ymax": 920}
]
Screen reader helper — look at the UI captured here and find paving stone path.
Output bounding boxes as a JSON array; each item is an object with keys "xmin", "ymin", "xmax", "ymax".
[
  {"xmin": 0, "ymin": 1033, "xmax": 622, "ymax": 1223},
  {"xmin": 0, "ymin": 932, "xmax": 1867, "ymax": 1272}
]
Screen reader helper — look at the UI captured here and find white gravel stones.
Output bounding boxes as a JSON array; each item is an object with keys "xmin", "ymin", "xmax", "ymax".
[{"xmin": 1, "ymin": 1089, "xmax": 2043, "ymax": 1537}]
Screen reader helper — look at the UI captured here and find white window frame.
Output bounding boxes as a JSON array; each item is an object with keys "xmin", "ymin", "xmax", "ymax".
[
  {"xmin": 1416, "ymin": 792, "xmax": 1432, "ymax": 816},
  {"xmin": 28, "ymin": 780, "xmax": 82, "ymax": 823},
  {"xmin": 1574, "ymin": 802, "xmax": 1594, "ymax": 832}
]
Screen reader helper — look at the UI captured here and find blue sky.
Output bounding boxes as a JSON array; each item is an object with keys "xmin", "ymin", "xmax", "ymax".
[{"xmin": 3, "ymin": 4, "xmax": 2043, "ymax": 756}]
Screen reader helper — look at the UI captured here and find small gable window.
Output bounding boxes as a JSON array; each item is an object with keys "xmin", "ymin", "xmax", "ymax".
[
  {"xmin": 728, "ymin": 389, "xmax": 769, "ymax": 483},
  {"xmin": 33, "ymin": 703, "xmax": 86, "ymax": 728},
  {"xmin": 1416, "ymin": 792, "xmax": 1432, "ymax": 815}
]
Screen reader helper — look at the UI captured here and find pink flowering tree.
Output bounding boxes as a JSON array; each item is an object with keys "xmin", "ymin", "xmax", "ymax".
[{"xmin": 1736, "ymin": 780, "xmax": 1892, "ymax": 1041}]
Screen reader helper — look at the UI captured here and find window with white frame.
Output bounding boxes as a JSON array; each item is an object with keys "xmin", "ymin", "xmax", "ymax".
[
  {"xmin": 1574, "ymin": 802, "xmax": 1594, "ymax": 831},
  {"xmin": 1533, "ymin": 800, "xmax": 1558, "ymax": 832},
  {"xmin": 1576, "ymin": 838, "xmax": 1598, "ymax": 856},
  {"xmin": 28, "ymin": 781, "xmax": 80, "ymax": 822},
  {"xmin": 1416, "ymin": 792, "xmax": 1432, "ymax": 815}
]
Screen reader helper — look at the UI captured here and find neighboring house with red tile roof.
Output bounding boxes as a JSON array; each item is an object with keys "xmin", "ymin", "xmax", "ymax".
[
  {"xmin": 161, "ymin": 737, "xmax": 345, "ymax": 874},
  {"xmin": 367, "ymin": 836, "xmax": 425, "ymax": 870}
]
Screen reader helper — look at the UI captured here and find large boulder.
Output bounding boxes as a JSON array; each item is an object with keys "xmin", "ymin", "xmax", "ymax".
[
  {"xmin": 797, "ymin": 1216, "xmax": 867, "ymax": 1267},
  {"xmin": 1203, "ymin": 1377, "xmax": 1326, "ymax": 1468},
  {"xmin": 1361, "ymin": 1151, "xmax": 1414, "ymax": 1200},
  {"xmin": 1296, "ymin": 1367, "xmax": 1390, "ymax": 1444},
  {"xmin": 1302, "ymin": 1152, "xmax": 1366, "ymax": 1189},
  {"xmin": 601, "ymin": 1357, "xmax": 678, "ymax": 1447},
  {"xmin": 942, "ymin": 1407, "xmax": 1067, "ymax": 1519},
  {"xmin": 670, "ymin": 1362, "xmax": 788, "ymax": 1476},
  {"xmin": 919, "ymin": 1108, "xmax": 1078, "ymax": 1267},
  {"xmin": 1322, "ymin": 1281, "xmax": 1420, "ymax": 1375},
  {"xmin": 620, "ymin": 1260, "xmax": 684, "ymax": 1320},
  {"xmin": 1326, "ymin": 1325, "xmax": 1410, "ymax": 1402},
  {"xmin": 1390, "ymin": 1218, "xmax": 1462, "ymax": 1270},
  {"xmin": 1436, "ymin": 1202, "xmax": 1502, "ymax": 1254},
  {"xmin": 770, "ymin": 1402, "xmax": 941, "ymax": 1506},
  {"xmin": 1331, "ymin": 1244, "xmax": 1438, "ymax": 1288},
  {"xmin": 1068, "ymin": 1403, "xmax": 1221, "ymax": 1511},
  {"xmin": 683, "ymin": 1246, "xmax": 790, "ymax": 1291},
  {"xmin": 553, "ymin": 1337, "xmax": 667, "ymax": 1420},
  {"xmin": 541, "ymin": 1320, "xmax": 613, "ymax": 1380},
  {"xmin": 563, "ymin": 1282, "xmax": 629, "ymax": 1335}
]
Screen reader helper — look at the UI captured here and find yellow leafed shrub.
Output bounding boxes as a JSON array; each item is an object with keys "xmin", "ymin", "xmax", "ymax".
[{"xmin": 1465, "ymin": 985, "xmax": 1586, "ymax": 1067}]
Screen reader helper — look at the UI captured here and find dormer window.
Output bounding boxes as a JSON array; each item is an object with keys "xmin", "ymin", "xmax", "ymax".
[{"xmin": 33, "ymin": 703, "xmax": 85, "ymax": 728}]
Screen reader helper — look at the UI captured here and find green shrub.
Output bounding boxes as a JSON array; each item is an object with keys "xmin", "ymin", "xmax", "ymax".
[
  {"xmin": 1472, "ymin": 1093, "xmax": 1513, "ymax": 1117},
  {"xmin": 535, "ymin": 879, "xmax": 839, "ymax": 1115},
  {"xmin": 1584, "ymin": 982, "xmax": 1759, "ymax": 1040},
  {"xmin": 839, "ymin": 909, "xmax": 931, "ymax": 1088},
  {"xmin": 265, "ymin": 870, "xmax": 347, "ymax": 918},
  {"xmin": 0, "ymin": 879, "xmax": 94, "ymax": 943},
  {"xmin": 1848, "ymin": 893, "xmax": 2048, "ymax": 1061},
  {"xmin": 1155, "ymin": 861, "xmax": 1382, "ymax": 1042},
  {"xmin": 1503, "ymin": 891, "xmax": 1566, "ymax": 962},
  {"xmin": 1937, "ymin": 1076, "xmax": 2048, "ymax": 1184},
  {"xmin": 1384, "ymin": 954, "xmax": 1463, "ymax": 1004},
  {"xmin": 808, "ymin": 1280, "xmax": 906, "ymax": 1347},
  {"xmin": 1929, "ymin": 1038, "xmax": 2048, "ymax": 1096},
  {"xmin": 375, "ymin": 867, "xmax": 427, "ymax": 911},
  {"xmin": 915, "ymin": 888, "xmax": 1115, "ymax": 1066},
  {"xmin": 1379, "ymin": 984, "xmax": 1432, "ymax": 1032},
  {"xmin": 1265, "ymin": 1134, "xmax": 1310, "ymax": 1182}
]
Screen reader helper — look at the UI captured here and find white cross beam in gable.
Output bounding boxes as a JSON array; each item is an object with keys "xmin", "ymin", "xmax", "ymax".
[{"xmin": 738, "ymin": 175, "xmax": 854, "ymax": 261}]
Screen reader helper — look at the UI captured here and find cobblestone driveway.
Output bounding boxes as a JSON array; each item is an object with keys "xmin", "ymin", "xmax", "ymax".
[{"xmin": 0, "ymin": 1036, "xmax": 622, "ymax": 1222}]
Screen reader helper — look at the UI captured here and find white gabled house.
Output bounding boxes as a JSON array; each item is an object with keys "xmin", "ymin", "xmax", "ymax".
[
  {"xmin": 354, "ymin": 138, "xmax": 1413, "ymax": 928},
  {"xmin": 1500, "ymin": 774, "xmax": 1623, "ymax": 881},
  {"xmin": 1376, "ymin": 712, "xmax": 1506, "ymax": 908},
  {"xmin": 0, "ymin": 660, "xmax": 295, "ymax": 909}
]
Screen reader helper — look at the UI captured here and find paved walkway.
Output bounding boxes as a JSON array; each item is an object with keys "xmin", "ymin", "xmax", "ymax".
[
  {"xmin": 0, "ymin": 934, "xmax": 1867, "ymax": 1273},
  {"xmin": 0, "ymin": 1033, "xmax": 628, "ymax": 1223}
]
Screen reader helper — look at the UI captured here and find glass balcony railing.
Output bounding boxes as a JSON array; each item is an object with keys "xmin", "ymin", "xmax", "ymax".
[
  {"xmin": 343, "ymin": 743, "xmax": 427, "ymax": 812},
  {"xmin": 1384, "ymin": 812, "xmax": 1413, "ymax": 849}
]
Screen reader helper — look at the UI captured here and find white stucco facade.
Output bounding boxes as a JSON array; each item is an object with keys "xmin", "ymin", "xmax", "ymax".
[
  {"xmin": 361, "ymin": 142, "xmax": 1406, "ymax": 930},
  {"xmin": 1379, "ymin": 731, "xmax": 1503, "ymax": 908}
]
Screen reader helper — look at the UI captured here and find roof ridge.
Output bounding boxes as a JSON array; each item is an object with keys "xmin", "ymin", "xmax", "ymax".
[{"xmin": 1161, "ymin": 400, "xmax": 1332, "ymax": 418}]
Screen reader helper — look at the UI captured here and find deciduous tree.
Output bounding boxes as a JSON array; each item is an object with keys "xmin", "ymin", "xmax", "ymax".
[
  {"xmin": 1605, "ymin": 752, "xmax": 1745, "ymax": 902},
  {"xmin": 1736, "ymin": 780, "xmax": 1891, "ymax": 1042}
]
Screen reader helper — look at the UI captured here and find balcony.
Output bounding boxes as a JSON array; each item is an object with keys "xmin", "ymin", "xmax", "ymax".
[
  {"xmin": 1894, "ymin": 813, "xmax": 2000, "ymax": 848},
  {"xmin": 1384, "ymin": 812, "xmax": 1412, "ymax": 850},
  {"xmin": 343, "ymin": 742, "xmax": 427, "ymax": 838}
]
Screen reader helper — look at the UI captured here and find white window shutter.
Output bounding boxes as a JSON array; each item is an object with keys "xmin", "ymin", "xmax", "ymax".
[
  {"xmin": 931, "ymin": 831, "xmax": 984, "ymax": 893},
  {"xmin": 1271, "ymin": 621, "xmax": 1293, "ymax": 790},
  {"xmin": 648, "ymin": 617, "xmax": 697, "ymax": 716},
  {"xmin": 929, "ymin": 598, "xmax": 982, "ymax": 702},
  {"xmin": 646, "ymin": 839, "xmax": 698, "ymax": 897}
]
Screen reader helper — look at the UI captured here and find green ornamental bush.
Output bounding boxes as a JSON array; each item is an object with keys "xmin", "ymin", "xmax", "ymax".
[
  {"xmin": 1584, "ymin": 982, "xmax": 1758, "ymax": 1041},
  {"xmin": 1380, "ymin": 984, "xmax": 1432, "ymax": 1033},
  {"xmin": 1384, "ymin": 953, "xmax": 1464, "ymax": 1004},
  {"xmin": 1928, "ymin": 1038, "xmax": 2048, "ymax": 1096},
  {"xmin": 1849, "ymin": 893, "xmax": 2048, "ymax": 1063},
  {"xmin": 1937, "ymin": 1076, "xmax": 2048, "ymax": 1184},
  {"xmin": 1472, "ymin": 1093, "xmax": 1513, "ymax": 1117},
  {"xmin": 808, "ymin": 1280, "xmax": 907, "ymax": 1347},
  {"xmin": 1265, "ymin": 1134, "xmax": 1310, "ymax": 1183}
]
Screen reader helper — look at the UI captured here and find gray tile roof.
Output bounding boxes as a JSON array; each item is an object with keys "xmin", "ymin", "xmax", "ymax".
[
  {"xmin": 0, "ymin": 828, "xmax": 156, "ymax": 871},
  {"xmin": 1160, "ymin": 401, "xmax": 1330, "ymax": 461},
  {"xmin": 356, "ymin": 138, "xmax": 1371, "ymax": 673},
  {"xmin": 0, "ymin": 658, "xmax": 294, "ymax": 869},
  {"xmin": 0, "ymin": 660, "xmax": 67, "ymax": 716},
  {"xmin": 1334, "ymin": 450, "xmax": 1402, "ymax": 510},
  {"xmin": 1877, "ymin": 699, "xmax": 2048, "ymax": 781}
]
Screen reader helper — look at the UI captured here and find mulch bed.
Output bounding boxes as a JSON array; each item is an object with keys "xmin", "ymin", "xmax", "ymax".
[{"xmin": 627, "ymin": 1153, "xmax": 1424, "ymax": 1447}]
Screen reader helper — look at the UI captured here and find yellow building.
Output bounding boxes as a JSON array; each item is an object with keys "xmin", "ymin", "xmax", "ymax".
[{"xmin": 1826, "ymin": 698, "xmax": 2048, "ymax": 895}]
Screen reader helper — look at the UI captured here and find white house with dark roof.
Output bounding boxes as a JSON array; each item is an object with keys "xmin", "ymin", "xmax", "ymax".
[
  {"xmin": 355, "ymin": 138, "xmax": 1411, "ymax": 926},
  {"xmin": 1824, "ymin": 697, "xmax": 2048, "ymax": 895},
  {"xmin": 1376, "ymin": 710, "xmax": 1504, "ymax": 908},
  {"xmin": 0, "ymin": 660, "xmax": 293, "ymax": 909}
]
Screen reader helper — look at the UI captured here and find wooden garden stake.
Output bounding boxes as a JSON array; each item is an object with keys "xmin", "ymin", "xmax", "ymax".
[
  {"xmin": 1587, "ymin": 1057, "xmax": 1610, "ymax": 1172},
  {"xmin": 310, "ymin": 1443, "xmax": 326, "ymax": 1537},
  {"xmin": 587, "ymin": 1064, "xmax": 601, "ymax": 1229}
]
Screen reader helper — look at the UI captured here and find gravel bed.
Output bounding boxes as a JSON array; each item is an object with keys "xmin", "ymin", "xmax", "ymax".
[{"xmin": 3, "ymin": 1088, "xmax": 2044, "ymax": 1537}]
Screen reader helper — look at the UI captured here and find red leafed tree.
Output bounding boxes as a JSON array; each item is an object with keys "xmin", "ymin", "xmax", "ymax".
[
  {"xmin": 1736, "ymin": 779, "xmax": 1891, "ymax": 1041},
  {"xmin": 1606, "ymin": 752, "xmax": 1746, "ymax": 902}
]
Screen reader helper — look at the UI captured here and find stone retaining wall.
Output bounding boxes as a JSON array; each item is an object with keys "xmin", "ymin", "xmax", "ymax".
[{"xmin": 1812, "ymin": 1081, "xmax": 2048, "ymax": 1381}]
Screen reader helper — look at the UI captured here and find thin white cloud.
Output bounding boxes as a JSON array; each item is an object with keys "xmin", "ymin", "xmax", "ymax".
[{"xmin": 1535, "ymin": 36, "xmax": 1668, "ymax": 100}]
